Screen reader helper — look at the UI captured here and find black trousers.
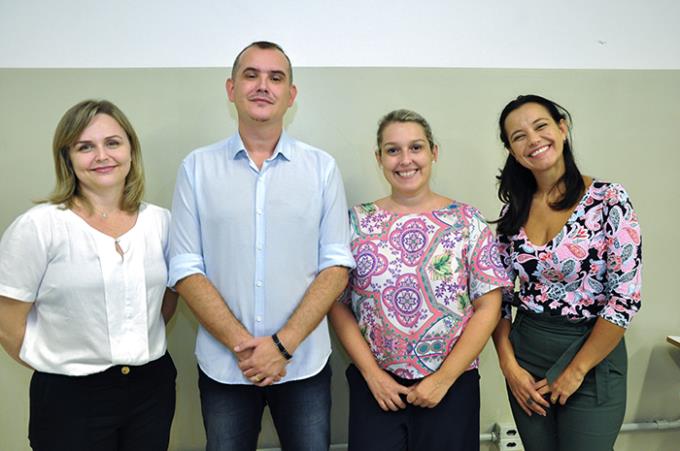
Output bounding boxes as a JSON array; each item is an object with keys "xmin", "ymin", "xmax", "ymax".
[
  {"xmin": 346, "ymin": 364, "xmax": 480, "ymax": 451},
  {"xmin": 28, "ymin": 352, "xmax": 176, "ymax": 451}
]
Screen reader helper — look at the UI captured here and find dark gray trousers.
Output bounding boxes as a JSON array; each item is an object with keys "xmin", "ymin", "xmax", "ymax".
[{"xmin": 508, "ymin": 311, "xmax": 627, "ymax": 451}]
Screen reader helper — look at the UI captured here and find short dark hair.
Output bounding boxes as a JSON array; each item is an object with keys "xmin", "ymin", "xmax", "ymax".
[
  {"xmin": 230, "ymin": 41, "xmax": 293, "ymax": 83},
  {"xmin": 495, "ymin": 94, "xmax": 584, "ymax": 236}
]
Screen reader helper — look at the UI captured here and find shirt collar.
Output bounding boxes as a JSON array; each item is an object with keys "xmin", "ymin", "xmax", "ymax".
[{"xmin": 229, "ymin": 130, "xmax": 293, "ymax": 162}]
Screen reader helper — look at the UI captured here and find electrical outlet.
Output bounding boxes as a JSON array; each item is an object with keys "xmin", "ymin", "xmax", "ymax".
[
  {"xmin": 498, "ymin": 438, "xmax": 523, "ymax": 451},
  {"xmin": 493, "ymin": 423, "xmax": 524, "ymax": 451}
]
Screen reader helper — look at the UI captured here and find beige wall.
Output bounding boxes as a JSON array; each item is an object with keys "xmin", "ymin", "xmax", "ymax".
[{"xmin": 1, "ymin": 68, "xmax": 679, "ymax": 450}]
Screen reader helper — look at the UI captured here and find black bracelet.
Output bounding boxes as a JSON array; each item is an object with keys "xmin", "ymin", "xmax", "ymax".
[{"xmin": 271, "ymin": 333, "xmax": 293, "ymax": 360}]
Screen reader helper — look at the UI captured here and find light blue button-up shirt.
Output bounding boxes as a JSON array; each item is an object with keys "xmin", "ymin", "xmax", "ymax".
[{"xmin": 169, "ymin": 131, "xmax": 355, "ymax": 384}]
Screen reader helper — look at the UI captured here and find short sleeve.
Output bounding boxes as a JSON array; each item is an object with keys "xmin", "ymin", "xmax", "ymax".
[
  {"xmin": 0, "ymin": 208, "xmax": 51, "ymax": 302},
  {"xmin": 317, "ymin": 161, "xmax": 355, "ymax": 271},
  {"xmin": 466, "ymin": 207, "xmax": 512, "ymax": 302},
  {"xmin": 168, "ymin": 159, "xmax": 206, "ymax": 287},
  {"xmin": 496, "ymin": 232, "xmax": 518, "ymax": 320},
  {"xmin": 599, "ymin": 184, "xmax": 642, "ymax": 328},
  {"xmin": 339, "ymin": 207, "xmax": 359, "ymax": 307}
]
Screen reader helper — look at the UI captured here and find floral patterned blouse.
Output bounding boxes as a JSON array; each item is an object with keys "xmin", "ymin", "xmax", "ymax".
[
  {"xmin": 344, "ymin": 201, "xmax": 511, "ymax": 379},
  {"xmin": 497, "ymin": 181, "xmax": 642, "ymax": 328}
]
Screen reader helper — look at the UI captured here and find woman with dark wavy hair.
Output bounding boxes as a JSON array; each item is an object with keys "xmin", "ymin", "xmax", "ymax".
[
  {"xmin": 491, "ymin": 94, "xmax": 642, "ymax": 451},
  {"xmin": 0, "ymin": 100, "xmax": 177, "ymax": 450}
]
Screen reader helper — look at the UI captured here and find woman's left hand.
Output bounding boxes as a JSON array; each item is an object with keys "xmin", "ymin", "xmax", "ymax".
[
  {"xmin": 547, "ymin": 318, "xmax": 625, "ymax": 406},
  {"xmin": 547, "ymin": 366, "xmax": 585, "ymax": 405},
  {"xmin": 406, "ymin": 372, "xmax": 453, "ymax": 408}
]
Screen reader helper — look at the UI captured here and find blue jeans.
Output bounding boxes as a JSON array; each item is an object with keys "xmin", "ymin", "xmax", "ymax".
[{"xmin": 198, "ymin": 362, "xmax": 331, "ymax": 451}]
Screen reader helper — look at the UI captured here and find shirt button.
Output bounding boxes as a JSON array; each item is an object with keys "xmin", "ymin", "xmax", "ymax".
[
  {"xmin": 256, "ymin": 209, "xmax": 263, "ymax": 215},
  {"xmin": 256, "ymin": 281, "xmax": 263, "ymax": 287},
  {"xmin": 256, "ymin": 244, "xmax": 263, "ymax": 250},
  {"xmin": 256, "ymin": 316, "xmax": 262, "ymax": 322},
  {"xmin": 121, "ymin": 366, "xmax": 130, "ymax": 375}
]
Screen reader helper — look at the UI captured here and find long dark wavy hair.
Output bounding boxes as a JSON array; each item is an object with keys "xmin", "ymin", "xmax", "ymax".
[{"xmin": 495, "ymin": 94, "xmax": 584, "ymax": 236}]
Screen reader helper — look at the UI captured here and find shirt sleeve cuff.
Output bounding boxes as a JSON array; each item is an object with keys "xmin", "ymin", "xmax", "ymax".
[
  {"xmin": 0, "ymin": 283, "xmax": 35, "ymax": 302},
  {"xmin": 168, "ymin": 253, "xmax": 206, "ymax": 288},
  {"xmin": 597, "ymin": 313, "xmax": 630, "ymax": 329},
  {"xmin": 319, "ymin": 243, "xmax": 356, "ymax": 271},
  {"xmin": 598, "ymin": 299, "xmax": 636, "ymax": 329},
  {"xmin": 501, "ymin": 303, "xmax": 513, "ymax": 321},
  {"xmin": 501, "ymin": 288, "xmax": 514, "ymax": 320}
]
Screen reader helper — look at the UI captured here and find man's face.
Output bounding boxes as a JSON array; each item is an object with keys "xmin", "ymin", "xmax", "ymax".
[{"xmin": 227, "ymin": 47, "xmax": 297, "ymax": 125}]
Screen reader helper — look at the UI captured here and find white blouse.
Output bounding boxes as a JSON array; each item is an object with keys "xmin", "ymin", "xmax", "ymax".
[{"xmin": 0, "ymin": 202, "xmax": 170, "ymax": 376}]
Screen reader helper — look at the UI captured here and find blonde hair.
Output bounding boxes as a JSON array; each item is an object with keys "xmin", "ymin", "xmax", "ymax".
[
  {"xmin": 47, "ymin": 99, "xmax": 144, "ymax": 213},
  {"xmin": 376, "ymin": 109, "xmax": 436, "ymax": 154}
]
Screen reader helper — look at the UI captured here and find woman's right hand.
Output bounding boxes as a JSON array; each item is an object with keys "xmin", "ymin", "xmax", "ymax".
[
  {"xmin": 363, "ymin": 367, "xmax": 410, "ymax": 412},
  {"xmin": 502, "ymin": 360, "xmax": 550, "ymax": 416}
]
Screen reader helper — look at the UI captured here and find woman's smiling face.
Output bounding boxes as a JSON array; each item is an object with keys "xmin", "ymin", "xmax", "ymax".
[
  {"xmin": 377, "ymin": 121, "xmax": 438, "ymax": 197},
  {"xmin": 503, "ymin": 102, "xmax": 568, "ymax": 175}
]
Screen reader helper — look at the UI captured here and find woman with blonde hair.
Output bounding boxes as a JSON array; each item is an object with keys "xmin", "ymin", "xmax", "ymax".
[
  {"xmin": 330, "ymin": 109, "xmax": 511, "ymax": 450},
  {"xmin": 0, "ymin": 99, "xmax": 177, "ymax": 450}
]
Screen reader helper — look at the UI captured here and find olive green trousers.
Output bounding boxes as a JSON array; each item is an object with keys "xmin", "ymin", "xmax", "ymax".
[{"xmin": 507, "ymin": 310, "xmax": 627, "ymax": 451}]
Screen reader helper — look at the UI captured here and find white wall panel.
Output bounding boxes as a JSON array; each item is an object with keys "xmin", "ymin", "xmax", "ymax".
[{"xmin": 1, "ymin": 0, "xmax": 678, "ymax": 68}]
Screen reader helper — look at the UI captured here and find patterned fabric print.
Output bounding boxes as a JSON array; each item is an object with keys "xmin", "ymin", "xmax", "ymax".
[
  {"xmin": 345, "ymin": 202, "xmax": 511, "ymax": 379},
  {"xmin": 354, "ymin": 241, "xmax": 388, "ymax": 290},
  {"xmin": 388, "ymin": 218, "xmax": 430, "ymax": 266},
  {"xmin": 497, "ymin": 181, "xmax": 642, "ymax": 328}
]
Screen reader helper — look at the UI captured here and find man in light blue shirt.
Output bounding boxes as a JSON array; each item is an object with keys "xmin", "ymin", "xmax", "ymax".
[{"xmin": 168, "ymin": 41, "xmax": 355, "ymax": 450}]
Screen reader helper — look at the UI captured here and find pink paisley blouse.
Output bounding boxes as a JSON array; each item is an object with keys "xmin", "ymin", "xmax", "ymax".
[
  {"xmin": 344, "ymin": 201, "xmax": 512, "ymax": 379},
  {"xmin": 497, "ymin": 181, "xmax": 642, "ymax": 328}
]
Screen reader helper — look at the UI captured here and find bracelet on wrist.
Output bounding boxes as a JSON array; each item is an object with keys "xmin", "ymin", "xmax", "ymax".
[{"xmin": 271, "ymin": 333, "xmax": 293, "ymax": 360}]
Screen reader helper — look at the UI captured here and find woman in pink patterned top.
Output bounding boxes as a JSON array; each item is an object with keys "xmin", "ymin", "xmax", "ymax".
[
  {"xmin": 329, "ymin": 109, "xmax": 511, "ymax": 451},
  {"xmin": 491, "ymin": 95, "xmax": 642, "ymax": 451}
]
